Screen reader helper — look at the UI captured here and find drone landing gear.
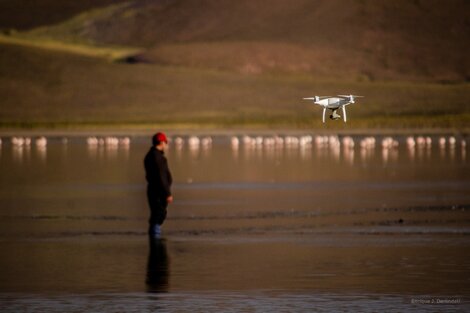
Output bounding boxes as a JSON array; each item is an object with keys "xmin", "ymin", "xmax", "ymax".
[
  {"xmin": 322, "ymin": 107, "xmax": 348, "ymax": 123},
  {"xmin": 329, "ymin": 109, "xmax": 341, "ymax": 121},
  {"xmin": 328, "ymin": 107, "xmax": 347, "ymax": 122}
]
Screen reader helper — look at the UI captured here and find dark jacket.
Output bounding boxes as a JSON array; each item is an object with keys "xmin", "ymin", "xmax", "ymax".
[{"xmin": 144, "ymin": 147, "xmax": 173, "ymax": 198}]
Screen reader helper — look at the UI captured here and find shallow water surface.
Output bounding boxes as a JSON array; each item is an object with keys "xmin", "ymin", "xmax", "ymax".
[{"xmin": 0, "ymin": 134, "xmax": 468, "ymax": 311}]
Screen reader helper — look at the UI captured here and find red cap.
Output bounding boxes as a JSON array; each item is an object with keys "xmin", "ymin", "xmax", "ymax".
[{"xmin": 153, "ymin": 132, "xmax": 168, "ymax": 145}]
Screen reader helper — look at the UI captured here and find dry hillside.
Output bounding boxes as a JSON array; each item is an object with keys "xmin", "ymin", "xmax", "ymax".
[
  {"xmin": 17, "ymin": 0, "xmax": 470, "ymax": 82},
  {"xmin": 0, "ymin": 0, "xmax": 128, "ymax": 30},
  {"xmin": 0, "ymin": 0, "xmax": 469, "ymax": 129}
]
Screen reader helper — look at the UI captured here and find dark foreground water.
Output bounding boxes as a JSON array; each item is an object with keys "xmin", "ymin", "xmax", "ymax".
[{"xmin": 0, "ymin": 133, "xmax": 468, "ymax": 312}]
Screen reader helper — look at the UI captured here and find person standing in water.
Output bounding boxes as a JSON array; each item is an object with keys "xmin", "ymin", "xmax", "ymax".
[{"xmin": 144, "ymin": 132, "xmax": 173, "ymax": 237}]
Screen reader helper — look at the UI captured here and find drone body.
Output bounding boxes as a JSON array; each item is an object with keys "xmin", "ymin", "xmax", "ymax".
[{"xmin": 303, "ymin": 95, "xmax": 363, "ymax": 123}]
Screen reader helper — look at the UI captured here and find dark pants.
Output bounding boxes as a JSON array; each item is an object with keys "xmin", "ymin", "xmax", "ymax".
[{"xmin": 147, "ymin": 186, "xmax": 168, "ymax": 226}]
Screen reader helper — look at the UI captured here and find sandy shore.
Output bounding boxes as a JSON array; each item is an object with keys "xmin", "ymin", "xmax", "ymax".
[{"xmin": 0, "ymin": 126, "xmax": 468, "ymax": 137}]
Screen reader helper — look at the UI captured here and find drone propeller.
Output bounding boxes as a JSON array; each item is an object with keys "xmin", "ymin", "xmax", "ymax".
[
  {"xmin": 337, "ymin": 94, "xmax": 364, "ymax": 103},
  {"xmin": 337, "ymin": 95, "xmax": 364, "ymax": 98},
  {"xmin": 303, "ymin": 96, "xmax": 335, "ymax": 104},
  {"xmin": 303, "ymin": 96, "xmax": 334, "ymax": 99}
]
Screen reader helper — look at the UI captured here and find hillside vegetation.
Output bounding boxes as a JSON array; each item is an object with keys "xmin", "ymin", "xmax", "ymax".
[
  {"xmin": 0, "ymin": 0, "xmax": 468, "ymax": 130},
  {"xmin": 0, "ymin": 0, "xmax": 129, "ymax": 30},
  {"xmin": 12, "ymin": 0, "xmax": 469, "ymax": 82}
]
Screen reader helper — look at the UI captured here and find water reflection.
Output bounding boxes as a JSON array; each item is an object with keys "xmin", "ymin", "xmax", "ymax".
[
  {"xmin": 146, "ymin": 237, "xmax": 169, "ymax": 293},
  {"xmin": 381, "ymin": 146, "xmax": 398, "ymax": 164},
  {"xmin": 462, "ymin": 141, "xmax": 467, "ymax": 161},
  {"xmin": 343, "ymin": 145, "xmax": 354, "ymax": 165},
  {"xmin": 36, "ymin": 145, "xmax": 47, "ymax": 162},
  {"xmin": 227, "ymin": 134, "xmax": 469, "ymax": 167},
  {"xmin": 12, "ymin": 145, "xmax": 26, "ymax": 163},
  {"xmin": 0, "ymin": 133, "xmax": 469, "ymax": 301},
  {"xmin": 2, "ymin": 134, "xmax": 468, "ymax": 168}
]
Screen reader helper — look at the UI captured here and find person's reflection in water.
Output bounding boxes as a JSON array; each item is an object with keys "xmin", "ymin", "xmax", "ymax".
[{"xmin": 146, "ymin": 236, "xmax": 170, "ymax": 293}]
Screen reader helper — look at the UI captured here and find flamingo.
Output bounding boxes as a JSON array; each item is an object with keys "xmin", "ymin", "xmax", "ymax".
[{"xmin": 35, "ymin": 136, "xmax": 47, "ymax": 148}]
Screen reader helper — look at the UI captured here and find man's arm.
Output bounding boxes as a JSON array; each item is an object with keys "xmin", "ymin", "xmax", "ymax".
[{"xmin": 155, "ymin": 154, "xmax": 172, "ymax": 200}]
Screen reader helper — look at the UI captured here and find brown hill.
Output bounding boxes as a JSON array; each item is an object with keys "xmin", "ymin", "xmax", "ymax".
[
  {"xmin": 0, "ymin": 0, "xmax": 469, "ymax": 129},
  {"xmin": 23, "ymin": 0, "xmax": 470, "ymax": 82},
  {"xmin": 0, "ymin": 0, "xmax": 128, "ymax": 31},
  {"xmin": 0, "ymin": 40, "xmax": 468, "ymax": 129}
]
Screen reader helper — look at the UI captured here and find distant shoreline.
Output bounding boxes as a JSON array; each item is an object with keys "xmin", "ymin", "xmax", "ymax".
[{"xmin": 0, "ymin": 126, "xmax": 468, "ymax": 137}]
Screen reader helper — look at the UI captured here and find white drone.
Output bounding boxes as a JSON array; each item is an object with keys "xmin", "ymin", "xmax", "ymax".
[{"xmin": 303, "ymin": 95, "xmax": 363, "ymax": 123}]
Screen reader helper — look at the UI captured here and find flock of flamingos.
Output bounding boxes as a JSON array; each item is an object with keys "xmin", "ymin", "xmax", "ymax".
[{"xmin": 2, "ymin": 133, "xmax": 465, "ymax": 152}]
